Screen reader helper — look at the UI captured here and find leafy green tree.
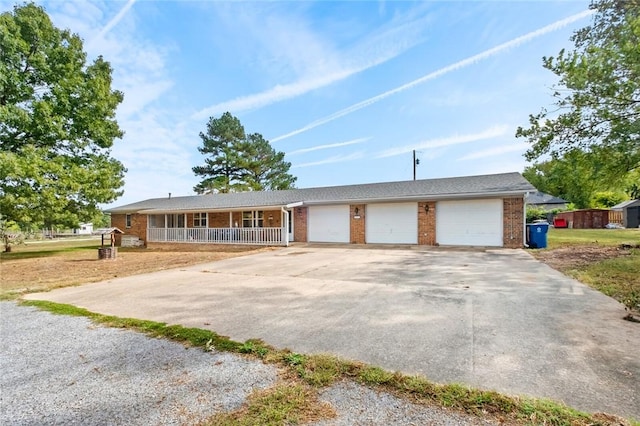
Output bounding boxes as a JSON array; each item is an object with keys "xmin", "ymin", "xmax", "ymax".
[
  {"xmin": 193, "ymin": 112, "xmax": 296, "ymax": 193},
  {"xmin": 0, "ymin": 3, "xmax": 126, "ymax": 232},
  {"xmin": 523, "ymin": 150, "xmax": 607, "ymax": 208},
  {"xmin": 516, "ymin": 0, "xmax": 640, "ymax": 182},
  {"xmin": 0, "ymin": 218, "xmax": 24, "ymax": 253}
]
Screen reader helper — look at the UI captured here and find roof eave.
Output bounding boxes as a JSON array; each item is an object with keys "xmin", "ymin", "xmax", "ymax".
[
  {"xmin": 301, "ymin": 190, "xmax": 530, "ymax": 205},
  {"xmin": 136, "ymin": 204, "xmax": 295, "ymax": 214}
]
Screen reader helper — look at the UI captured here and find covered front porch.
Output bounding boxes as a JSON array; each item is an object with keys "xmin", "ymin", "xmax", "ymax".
[
  {"xmin": 141, "ymin": 203, "xmax": 300, "ymax": 246},
  {"xmin": 147, "ymin": 226, "xmax": 285, "ymax": 245}
]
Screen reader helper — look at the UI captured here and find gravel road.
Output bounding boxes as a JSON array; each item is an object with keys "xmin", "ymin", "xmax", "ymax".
[
  {"xmin": 1, "ymin": 301, "xmax": 500, "ymax": 425},
  {"xmin": 0, "ymin": 302, "xmax": 277, "ymax": 425}
]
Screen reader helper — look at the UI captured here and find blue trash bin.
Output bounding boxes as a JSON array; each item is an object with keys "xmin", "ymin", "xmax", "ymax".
[{"xmin": 527, "ymin": 223, "xmax": 549, "ymax": 249}]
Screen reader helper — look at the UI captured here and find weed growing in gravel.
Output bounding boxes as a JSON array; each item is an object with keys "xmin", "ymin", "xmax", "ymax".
[
  {"xmin": 239, "ymin": 339, "xmax": 270, "ymax": 358},
  {"xmin": 204, "ymin": 382, "xmax": 335, "ymax": 425},
  {"xmin": 21, "ymin": 300, "xmax": 635, "ymax": 426}
]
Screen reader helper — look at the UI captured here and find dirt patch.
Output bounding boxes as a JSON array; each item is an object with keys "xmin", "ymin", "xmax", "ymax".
[
  {"xmin": 1, "ymin": 246, "xmax": 274, "ymax": 296},
  {"xmin": 531, "ymin": 245, "xmax": 632, "ymax": 272}
]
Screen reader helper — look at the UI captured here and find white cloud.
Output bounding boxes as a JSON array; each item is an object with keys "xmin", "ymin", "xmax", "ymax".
[
  {"xmin": 376, "ymin": 125, "xmax": 509, "ymax": 158},
  {"xmin": 192, "ymin": 3, "xmax": 432, "ymax": 119},
  {"xmin": 293, "ymin": 151, "xmax": 365, "ymax": 168},
  {"xmin": 458, "ymin": 143, "xmax": 528, "ymax": 161},
  {"xmin": 271, "ymin": 9, "xmax": 594, "ymax": 142},
  {"xmin": 288, "ymin": 137, "xmax": 370, "ymax": 155}
]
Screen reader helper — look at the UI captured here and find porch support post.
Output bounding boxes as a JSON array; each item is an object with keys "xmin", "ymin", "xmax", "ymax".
[{"xmin": 281, "ymin": 207, "xmax": 289, "ymax": 247}]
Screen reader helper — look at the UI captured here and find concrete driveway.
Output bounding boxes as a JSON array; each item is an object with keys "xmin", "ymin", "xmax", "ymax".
[{"xmin": 25, "ymin": 246, "xmax": 639, "ymax": 418}]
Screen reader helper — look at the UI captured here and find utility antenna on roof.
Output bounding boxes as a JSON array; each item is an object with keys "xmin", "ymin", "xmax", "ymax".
[{"xmin": 413, "ymin": 150, "xmax": 420, "ymax": 181}]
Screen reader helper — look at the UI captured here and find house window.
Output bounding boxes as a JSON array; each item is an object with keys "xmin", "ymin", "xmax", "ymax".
[
  {"xmin": 148, "ymin": 214, "xmax": 164, "ymax": 228},
  {"xmin": 148, "ymin": 214, "xmax": 185, "ymax": 228},
  {"xmin": 166, "ymin": 214, "xmax": 185, "ymax": 228},
  {"xmin": 242, "ymin": 211, "xmax": 264, "ymax": 228},
  {"xmin": 193, "ymin": 212, "xmax": 207, "ymax": 228},
  {"xmin": 125, "ymin": 214, "xmax": 132, "ymax": 228}
]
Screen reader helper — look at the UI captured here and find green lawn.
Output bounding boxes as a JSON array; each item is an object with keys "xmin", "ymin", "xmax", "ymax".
[
  {"xmin": 547, "ymin": 228, "xmax": 640, "ymax": 249},
  {"xmin": 544, "ymin": 228, "xmax": 640, "ymax": 312}
]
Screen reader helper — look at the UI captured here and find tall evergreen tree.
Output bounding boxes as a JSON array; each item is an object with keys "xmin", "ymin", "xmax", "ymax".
[
  {"xmin": 192, "ymin": 112, "xmax": 246, "ymax": 194},
  {"xmin": 239, "ymin": 133, "xmax": 297, "ymax": 191},
  {"xmin": 193, "ymin": 112, "xmax": 296, "ymax": 193}
]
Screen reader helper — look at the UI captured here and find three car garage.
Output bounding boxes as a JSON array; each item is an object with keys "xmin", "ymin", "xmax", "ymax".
[{"xmin": 307, "ymin": 199, "xmax": 504, "ymax": 247}]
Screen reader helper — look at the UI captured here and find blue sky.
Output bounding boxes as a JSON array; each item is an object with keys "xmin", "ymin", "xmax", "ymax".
[{"xmin": 3, "ymin": 0, "xmax": 592, "ymax": 206}]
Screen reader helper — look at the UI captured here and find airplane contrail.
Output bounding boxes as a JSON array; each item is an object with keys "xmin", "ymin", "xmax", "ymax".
[
  {"xmin": 91, "ymin": 0, "xmax": 136, "ymax": 42},
  {"xmin": 271, "ymin": 9, "xmax": 594, "ymax": 143}
]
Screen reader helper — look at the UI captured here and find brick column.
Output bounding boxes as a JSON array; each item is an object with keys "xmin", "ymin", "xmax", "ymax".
[
  {"xmin": 350, "ymin": 204, "xmax": 366, "ymax": 244},
  {"xmin": 503, "ymin": 197, "xmax": 524, "ymax": 248},
  {"xmin": 293, "ymin": 207, "xmax": 308, "ymax": 242},
  {"xmin": 418, "ymin": 201, "xmax": 436, "ymax": 245}
]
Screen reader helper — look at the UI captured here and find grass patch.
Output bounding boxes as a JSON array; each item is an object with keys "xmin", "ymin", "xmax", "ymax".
[
  {"xmin": 569, "ymin": 250, "xmax": 640, "ymax": 311},
  {"xmin": 19, "ymin": 300, "xmax": 243, "ymax": 353},
  {"xmin": 0, "ymin": 244, "xmax": 100, "ymax": 260},
  {"xmin": 547, "ymin": 228, "xmax": 640, "ymax": 249},
  {"xmin": 538, "ymin": 229, "xmax": 640, "ymax": 311},
  {"xmin": 19, "ymin": 300, "xmax": 635, "ymax": 426},
  {"xmin": 203, "ymin": 383, "xmax": 335, "ymax": 426}
]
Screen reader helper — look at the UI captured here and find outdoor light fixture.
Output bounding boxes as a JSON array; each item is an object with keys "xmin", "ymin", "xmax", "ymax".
[
  {"xmin": 424, "ymin": 205, "xmax": 430, "ymax": 213},
  {"xmin": 354, "ymin": 207, "xmax": 359, "ymax": 215}
]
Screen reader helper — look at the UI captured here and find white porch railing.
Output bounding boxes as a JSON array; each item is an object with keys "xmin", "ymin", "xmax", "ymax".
[{"xmin": 147, "ymin": 227, "xmax": 286, "ymax": 246}]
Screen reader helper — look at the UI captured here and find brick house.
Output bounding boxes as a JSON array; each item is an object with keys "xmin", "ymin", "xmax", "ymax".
[{"xmin": 108, "ymin": 172, "xmax": 534, "ymax": 249}]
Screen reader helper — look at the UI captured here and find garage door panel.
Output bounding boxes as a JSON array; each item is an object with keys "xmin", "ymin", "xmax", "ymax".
[
  {"xmin": 436, "ymin": 199, "xmax": 502, "ymax": 246},
  {"xmin": 308, "ymin": 205, "xmax": 349, "ymax": 243},
  {"xmin": 366, "ymin": 203, "xmax": 418, "ymax": 244}
]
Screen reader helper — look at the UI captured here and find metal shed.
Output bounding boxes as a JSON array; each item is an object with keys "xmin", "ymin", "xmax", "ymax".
[{"xmin": 611, "ymin": 200, "xmax": 640, "ymax": 228}]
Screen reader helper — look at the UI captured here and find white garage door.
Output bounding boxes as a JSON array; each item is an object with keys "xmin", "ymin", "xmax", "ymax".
[
  {"xmin": 366, "ymin": 203, "xmax": 418, "ymax": 244},
  {"xmin": 308, "ymin": 205, "xmax": 350, "ymax": 243},
  {"xmin": 436, "ymin": 199, "xmax": 503, "ymax": 246}
]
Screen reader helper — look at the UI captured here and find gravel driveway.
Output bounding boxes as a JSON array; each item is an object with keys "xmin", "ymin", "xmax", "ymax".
[
  {"xmin": 0, "ymin": 302, "xmax": 277, "ymax": 425},
  {"xmin": 1, "ymin": 302, "xmax": 502, "ymax": 425}
]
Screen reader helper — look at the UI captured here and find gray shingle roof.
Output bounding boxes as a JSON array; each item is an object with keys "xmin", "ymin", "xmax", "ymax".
[
  {"xmin": 107, "ymin": 172, "xmax": 535, "ymax": 213},
  {"xmin": 611, "ymin": 199, "xmax": 640, "ymax": 210},
  {"xmin": 525, "ymin": 191, "xmax": 568, "ymax": 205}
]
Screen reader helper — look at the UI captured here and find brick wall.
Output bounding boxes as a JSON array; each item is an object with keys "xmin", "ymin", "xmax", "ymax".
[
  {"xmin": 418, "ymin": 201, "xmax": 436, "ymax": 245},
  {"xmin": 111, "ymin": 213, "xmax": 147, "ymax": 246},
  {"xmin": 146, "ymin": 242, "xmax": 264, "ymax": 251},
  {"xmin": 294, "ymin": 207, "xmax": 307, "ymax": 242},
  {"xmin": 209, "ymin": 212, "xmax": 231, "ymax": 228},
  {"xmin": 503, "ymin": 197, "xmax": 524, "ymax": 248},
  {"xmin": 264, "ymin": 210, "xmax": 282, "ymax": 228},
  {"xmin": 349, "ymin": 204, "xmax": 366, "ymax": 244}
]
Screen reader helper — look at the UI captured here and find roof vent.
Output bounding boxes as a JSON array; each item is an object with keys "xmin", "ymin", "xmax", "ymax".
[{"xmin": 168, "ymin": 192, "xmax": 171, "ymax": 199}]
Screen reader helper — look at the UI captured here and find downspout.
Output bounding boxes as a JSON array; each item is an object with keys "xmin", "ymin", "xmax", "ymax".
[{"xmin": 523, "ymin": 193, "xmax": 529, "ymax": 248}]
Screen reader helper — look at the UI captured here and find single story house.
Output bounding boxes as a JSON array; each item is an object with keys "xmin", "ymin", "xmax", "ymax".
[
  {"xmin": 74, "ymin": 223, "xmax": 93, "ymax": 235},
  {"xmin": 611, "ymin": 199, "xmax": 640, "ymax": 228},
  {"xmin": 107, "ymin": 172, "xmax": 535, "ymax": 248},
  {"xmin": 525, "ymin": 191, "xmax": 568, "ymax": 211}
]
